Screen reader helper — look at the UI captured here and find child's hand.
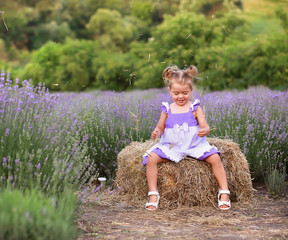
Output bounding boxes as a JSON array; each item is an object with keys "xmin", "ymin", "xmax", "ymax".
[
  {"xmin": 151, "ymin": 127, "xmax": 161, "ymax": 140},
  {"xmin": 197, "ymin": 127, "xmax": 210, "ymax": 137}
]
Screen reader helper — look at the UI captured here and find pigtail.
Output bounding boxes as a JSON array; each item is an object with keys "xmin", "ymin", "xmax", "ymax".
[
  {"xmin": 186, "ymin": 65, "xmax": 198, "ymax": 77},
  {"xmin": 162, "ymin": 67, "xmax": 174, "ymax": 83},
  {"xmin": 162, "ymin": 66, "xmax": 178, "ymax": 86}
]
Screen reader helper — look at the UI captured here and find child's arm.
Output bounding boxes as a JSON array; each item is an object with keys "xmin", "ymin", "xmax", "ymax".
[
  {"xmin": 195, "ymin": 106, "xmax": 210, "ymax": 137},
  {"xmin": 151, "ymin": 112, "xmax": 168, "ymax": 140}
]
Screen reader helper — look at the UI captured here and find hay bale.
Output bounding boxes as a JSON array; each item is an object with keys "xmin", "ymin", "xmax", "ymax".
[{"xmin": 114, "ymin": 138, "xmax": 253, "ymax": 208}]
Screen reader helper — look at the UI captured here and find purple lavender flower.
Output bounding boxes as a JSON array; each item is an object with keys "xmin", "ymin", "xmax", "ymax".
[
  {"xmin": 4, "ymin": 128, "xmax": 10, "ymax": 136},
  {"xmin": 94, "ymin": 185, "xmax": 102, "ymax": 192},
  {"xmin": 36, "ymin": 163, "xmax": 41, "ymax": 170}
]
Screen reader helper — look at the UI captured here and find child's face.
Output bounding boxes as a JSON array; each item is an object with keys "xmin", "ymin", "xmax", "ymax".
[{"xmin": 169, "ymin": 82, "xmax": 193, "ymax": 106}]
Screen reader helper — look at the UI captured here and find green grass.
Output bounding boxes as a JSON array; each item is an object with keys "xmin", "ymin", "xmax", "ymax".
[
  {"xmin": 249, "ymin": 18, "xmax": 283, "ymax": 36},
  {"xmin": 238, "ymin": 0, "xmax": 287, "ymax": 38}
]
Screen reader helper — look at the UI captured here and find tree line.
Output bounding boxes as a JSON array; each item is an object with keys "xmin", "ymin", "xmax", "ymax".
[{"xmin": 1, "ymin": 0, "xmax": 287, "ymax": 91}]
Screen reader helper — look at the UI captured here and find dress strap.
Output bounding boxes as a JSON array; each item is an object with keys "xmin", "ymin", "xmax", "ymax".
[
  {"xmin": 190, "ymin": 99, "xmax": 200, "ymax": 112},
  {"xmin": 191, "ymin": 99, "xmax": 200, "ymax": 120},
  {"xmin": 161, "ymin": 102, "xmax": 170, "ymax": 113}
]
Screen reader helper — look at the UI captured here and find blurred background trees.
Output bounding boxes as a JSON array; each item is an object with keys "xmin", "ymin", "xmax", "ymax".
[{"xmin": 0, "ymin": 0, "xmax": 287, "ymax": 91}]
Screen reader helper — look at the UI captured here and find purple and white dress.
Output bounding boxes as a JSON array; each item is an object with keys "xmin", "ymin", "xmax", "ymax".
[{"xmin": 143, "ymin": 99, "xmax": 220, "ymax": 164}]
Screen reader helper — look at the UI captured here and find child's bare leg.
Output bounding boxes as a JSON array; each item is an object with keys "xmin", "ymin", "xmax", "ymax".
[
  {"xmin": 205, "ymin": 154, "xmax": 230, "ymax": 208},
  {"xmin": 146, "ymin": 152, "xmax": 169, "ymax": 209}
]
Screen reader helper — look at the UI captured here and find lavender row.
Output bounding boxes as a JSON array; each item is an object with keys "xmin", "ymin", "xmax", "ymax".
[
  {"xmin": 0, "ymin": 71, "xmax": 96, "ymax": 195},
  {"xmin": 1, "ymin": 70, "xmax": 287, "ymax": 191},
  {"xmin": 199, "ymin": 87, "xmax": 288, "ymax": 180}
]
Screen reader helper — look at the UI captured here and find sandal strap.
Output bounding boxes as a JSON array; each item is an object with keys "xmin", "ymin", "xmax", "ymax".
[
  {"xmin": 219, "ymin": 189, "xmax": 230, "ymax": 195},
  {"xmin": 218, "ymin": 200, "xmax": 231, "ymax": 207},
  {"xmin": 145, "ymin": 202, "xmax": 158, "ymax": 208},
  {"xmin": 146, "ymin": 191, "xmax": 160, "ymax": 210},
  {"xmin": 218, "ymin": 189, "xmax": 231, "ymax": 210},
  {"xmin": 148, "ymin": 191, "xmax": 159, "ymax": 196}
]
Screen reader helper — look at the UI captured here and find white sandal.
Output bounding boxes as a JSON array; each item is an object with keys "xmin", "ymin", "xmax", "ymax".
[
  {"xmin": 145, "ymin": 191, "xmax": 160, "ymax": 211},
  {"xmin": 218, "ymin": 189, "xmax": 231, "ymax": 210}
]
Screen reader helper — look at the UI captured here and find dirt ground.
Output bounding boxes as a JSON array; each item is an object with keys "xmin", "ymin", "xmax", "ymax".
[{"xmin": 77, "ymin": 184, "xmax": 288, "ymax": 240}]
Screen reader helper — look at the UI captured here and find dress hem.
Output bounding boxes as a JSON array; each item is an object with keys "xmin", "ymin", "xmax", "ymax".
[{"xmin": 143, "ymin": 145, "xmax": 220, "ymax": 165}]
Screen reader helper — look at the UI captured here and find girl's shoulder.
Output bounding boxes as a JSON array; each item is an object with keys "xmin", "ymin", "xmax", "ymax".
[
  {"xmin": 190, "ymin": 99, "xmax": 200, "ymax": 112},
  {"xmin": 161, "ymin": 102, "xmax": 170, "ymax": 114}
]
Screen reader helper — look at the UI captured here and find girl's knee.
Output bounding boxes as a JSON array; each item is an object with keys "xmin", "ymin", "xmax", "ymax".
[
  {"xmin": 205, "ymin": 154, "xmax": 222, "ymax": 166},
  {"xmin": 147, "ymin": 154, "xmax": 159, "ymax": 165}
]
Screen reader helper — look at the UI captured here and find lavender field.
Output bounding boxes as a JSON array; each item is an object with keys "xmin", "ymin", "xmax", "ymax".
[{"xmin": 1, "ymin": 70, "xmax": 287, "ymax": 195}]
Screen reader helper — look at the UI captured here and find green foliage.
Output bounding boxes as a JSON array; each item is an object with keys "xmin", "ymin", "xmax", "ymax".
[
  {"xmin": 180, "ymin": 0, "xmax": 243, "ymax": 16},
  {"xmin": 265, "ymin": 168, "xmax": 287, "ymax": 196},
  {"xmin": 196, "ymin": 32, "xmax": 288, "ymax": 90},
  {"xmin": 21, "ymin": 38, "xmax": 141, "ymax": 91},
  {"xmin": 180, "ymin": 0, "xmax": 223, "ymax": 15},
  {"xmin": 0, "ymin": 189, "xmax": 78, "ymax": 240},
  {"xmin": 248, "ymin": 18, "xmax": 283, "ymax": 37},
  {"xmin": 92, "ymin": 51, "xmax": 136, "ymax": 90},
  {"xmin": 21, "ymin": 41, "xmax": 62, "ymax": 89},
  {"xmin": 131, "ymin": 1, "xmax": 154, "ymax": 24},
  {"xmin": 53, "ymin": 0, "xmax": 93, "ymax": 39},
  {"xmin": 133, "ymin": 12, "xmax": 248, "ymax": 88},
  {"xmin": 2, "ymin": 0, "xmax": 287, "ymax": 91},
  {"xmin": 0, "ymin": 4, "xmax": 29, "ymax": 48},
  {"xmin": 149, "ymin": 0, "xmax": 181, "ymax": 24},
  {"xmin": 0, "ymin": 39, "xmax": 8, "ymax": 60},
  {"xmin": 275, "ymin": 8, "xmax": 288, "ymax": 32},
  {"xmin": 87, "ymin": 0, "xmax": 128, "ymax": 14},
  {"xmin": 0, "ymin": 61, "xmax": 23, "ymax": 83},
  {"xmin": 86, "ymin": 8, "xmax": 143, "ymax": 49},
  {"xmin": 21, "ymin": 39, "xmax": 98, "ymax": 91},
  {"xmin": 56, "ymin": 39, "xmax": 96, "ymax": 91},
  {"xmin": 31, "ymin": 21, "xmax": 75, "ymax": 49}
]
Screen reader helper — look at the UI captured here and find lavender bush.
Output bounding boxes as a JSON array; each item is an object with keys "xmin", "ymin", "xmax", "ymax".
[
  {"xmin": 1, "ymin": 69, "xmax": 287, "ymax": 192},
  {"xmin": 72, "ymin": 90, "xmax": 170, "ymax": 182},
  {"xmin": 199, "ymin": 87, "xmax": 288, "ymax": 181},
  {"xmin": 0, "ymin": 71, "xmax": 95, "ymax": 196},
  {"xmin": 81, "ymin": 87, "xmax": 287, "ymax": 185}
]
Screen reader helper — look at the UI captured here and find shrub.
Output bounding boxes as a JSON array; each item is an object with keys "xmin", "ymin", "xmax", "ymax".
[
  {"xmin": 265, "ymin": 168, "xmax": 287, "ymax": 196},
  {"xmin": 21, "ymin": 39, "xmax": 98, "ymax": 91},
  {"xmin": 86, "ymin": 8, "xmax": 144, "ymax": 49},
  {"xmin": 132, "ymin": 12, "xmax": 248, "ymax": 89},
  {"xmin": 0, "ymin": 71, "xmax": 95, "ymax": 195},
  {"xmin": 196, "ymin": 32, "xmax": 288, "ymax": 90},
  {"xmin": 92, "ymin": 51, "xmax": 137, "ymax": 91},
  {"xmin": 0, "ymin": 188, "xmax": 78, "ymax": 240},
  {"xmin": 200, "ymin": 87, "xmax": 288, "ymax": 181},
  {"xmin": 79, "ymin": 91, "xmax": 169, "ymax": 182},
  {"xmin": 20, "ymin": 42, "xmax": 62, "ymax": 90},
  {"xmin": 56, "ymin": 39, "xmax": 96, "ymax": 91}
]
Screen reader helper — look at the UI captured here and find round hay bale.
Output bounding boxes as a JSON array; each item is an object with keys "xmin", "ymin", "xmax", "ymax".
[{"xmin": 114, "ymin": 138, "xmax": 253, "ymax": 208}]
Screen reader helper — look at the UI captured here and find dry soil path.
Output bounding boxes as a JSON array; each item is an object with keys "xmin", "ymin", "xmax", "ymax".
[{"xmin": 77, "ymin": 184, "xmax": 288, "ymax": 240}]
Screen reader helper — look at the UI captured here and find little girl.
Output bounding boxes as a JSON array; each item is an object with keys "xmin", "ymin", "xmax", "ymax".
[{"xmin": 143, "ymin": 65, "xmax": 231, "ymax": 211}]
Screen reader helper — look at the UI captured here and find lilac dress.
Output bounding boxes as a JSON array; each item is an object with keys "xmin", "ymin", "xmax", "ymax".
[{"xmin": 143, "ymin": 99, "xmax": 220, "ymax": 164}]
